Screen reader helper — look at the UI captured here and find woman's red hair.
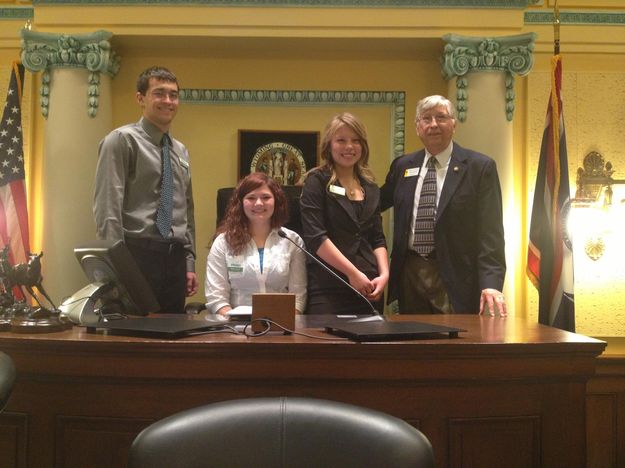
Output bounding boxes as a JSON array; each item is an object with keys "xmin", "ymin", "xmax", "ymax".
[{"xmin": 216, "ymin": 172, "xmax": 289, "ymax": 254}]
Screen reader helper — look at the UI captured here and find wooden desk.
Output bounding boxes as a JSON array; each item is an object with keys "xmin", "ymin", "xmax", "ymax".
[{"xmin": 0, "ymin": 315, "xmax": 605, "ymax": 468}]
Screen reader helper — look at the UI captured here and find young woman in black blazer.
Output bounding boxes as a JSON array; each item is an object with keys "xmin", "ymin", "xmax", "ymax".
[{"xmin": 300, "ymin": 112, "xmax": 388, "ymax": 315}]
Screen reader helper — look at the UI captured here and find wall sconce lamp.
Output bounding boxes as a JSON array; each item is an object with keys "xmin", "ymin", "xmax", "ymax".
[{"xmin": 570, "ymin": 151, "xmax": 625, "ymax": 260}]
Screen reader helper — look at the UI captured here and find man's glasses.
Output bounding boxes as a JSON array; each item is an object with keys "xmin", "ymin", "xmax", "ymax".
[
  {"xmin": 149, "ymin": 89, "xmax": 179, "ymax": 101},
  {"xmin": 418, "ymin": 114, "xmax": 453, "ymax": 125}
]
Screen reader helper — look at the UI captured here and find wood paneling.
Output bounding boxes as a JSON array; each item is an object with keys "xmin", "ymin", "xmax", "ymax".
[
  {"xmin": 449, "ymin": 416, "xmax": 540, "ymax": 468},
  {"xmin": 0, "ymin": 413, "xmax": 27, "ymax": 468},
  {"xmin": 586, "ymin": 393, "xmax": 617, "ymax": 468},
  {"xmin": 55, "ymin": 416, "xmax": 153, "ymax": 468},
  {"xmin": 587, "ymin": 356, "xmax": 625, "ymax": 468},
  {"xmin": 0, "ymin": 315, "xmax": 606, "ymax": 468}
]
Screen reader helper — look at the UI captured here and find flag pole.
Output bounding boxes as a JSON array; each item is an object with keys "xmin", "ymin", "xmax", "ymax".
[
  {"xmin": 554, "ymin": 0, "xmax": 560, "ymax": 55},
  {"xmin": 527, "ymin": 0, "xmax": 575, "ymax": 332}
]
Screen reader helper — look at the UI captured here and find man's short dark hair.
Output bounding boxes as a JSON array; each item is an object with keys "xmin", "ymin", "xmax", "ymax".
[{"xmin": 136, "ymin": 66, "xmax": 178, "ymax": 95}]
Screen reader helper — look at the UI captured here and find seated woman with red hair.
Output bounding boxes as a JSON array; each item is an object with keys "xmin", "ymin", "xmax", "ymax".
[{"xmin": 205, "ymin": 172, "xmax": 307, "ymax": 317}]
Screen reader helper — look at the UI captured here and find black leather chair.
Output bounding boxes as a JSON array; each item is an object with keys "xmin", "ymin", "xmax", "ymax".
[
  {"xmin": 0, "ymin": 351, "xmax": 16, "ymax": 412},
  {"xmin": 129, "ymin": 397, "xmax": 435, "ymax": 468}
]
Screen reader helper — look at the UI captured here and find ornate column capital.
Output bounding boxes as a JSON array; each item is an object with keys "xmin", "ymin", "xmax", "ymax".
[
  {"xmin": 20, "ymin": 30, "xmax": 120, "ymax": 118},
  {"xmin": 441, "ymin": 33, "xmax": 536, "ymax": 122}
]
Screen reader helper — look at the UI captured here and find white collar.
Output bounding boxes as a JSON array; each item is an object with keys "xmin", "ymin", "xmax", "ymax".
[{"xmin": 425, "ymin": 141, "xmax": 453, "ymax": 168}]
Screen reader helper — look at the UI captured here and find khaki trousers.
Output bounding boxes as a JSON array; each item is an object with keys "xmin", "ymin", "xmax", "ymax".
[{"xmin": 398, "ymin": 250, "xmax": 453, "ymax": 314}]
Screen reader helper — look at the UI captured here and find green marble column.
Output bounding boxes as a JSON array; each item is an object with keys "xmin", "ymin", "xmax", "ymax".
[
  {"xmin": 21, "ymin": 29, "xmax": 120, "ymax": 118},
  {"xmin": 441, "ymin": 33, "xmax": 535, "ymax": 122},
  {"xmin": 440, "ymin": 32, "xmax": 536, "ymax": 314},
  {"xmin": 21, "ymin": 30, "xmax": 120, "ymax": 304}
]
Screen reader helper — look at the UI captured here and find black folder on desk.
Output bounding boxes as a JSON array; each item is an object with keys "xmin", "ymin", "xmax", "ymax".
[
  {"xmin": 85, "ymin": 317, "xmax": 228, "ymax": 339},
  {"xmin": 324, "ymin": 320, "xmax": 464, "ymax": 342}
]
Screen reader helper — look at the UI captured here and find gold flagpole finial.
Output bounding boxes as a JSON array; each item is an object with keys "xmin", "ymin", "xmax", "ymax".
[{"xmin": 24, "ymin": 19, "xmax": 32, "ymax": 31}]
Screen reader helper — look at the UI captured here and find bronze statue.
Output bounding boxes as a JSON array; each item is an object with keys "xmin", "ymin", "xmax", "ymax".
[{"xmin": 0, "ymin": 245, "xmax": 69, "ymax": 333}]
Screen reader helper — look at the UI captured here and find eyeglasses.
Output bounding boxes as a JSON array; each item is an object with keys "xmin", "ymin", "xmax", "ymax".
[
  {"xmin": 418, "ymin": 114, "xmax": 453, "ymax": 125},
  {"xmin": 149, "ymin": 89, "xmax": 180, "ymax": 101}
]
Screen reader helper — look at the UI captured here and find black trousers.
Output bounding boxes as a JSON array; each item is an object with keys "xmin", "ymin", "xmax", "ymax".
[{"xmin": 125, "ymin": 238, "xmax": 187, "ymax": 314}]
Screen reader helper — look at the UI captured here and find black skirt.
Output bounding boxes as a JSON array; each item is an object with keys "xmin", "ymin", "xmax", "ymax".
[{"xmin": 305, "ymin": 289, "xmax": 383, "ymax": 315}]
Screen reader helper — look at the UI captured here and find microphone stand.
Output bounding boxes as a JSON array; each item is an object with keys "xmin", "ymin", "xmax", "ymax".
[{"xmin": 278, "ymin": 229, "xmax": 383, "ymax": 322}]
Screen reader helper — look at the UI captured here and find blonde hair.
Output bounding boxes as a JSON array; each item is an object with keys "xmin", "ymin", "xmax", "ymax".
[{"xmin": 318, "ymin": 112, "xmax": 375, "ymax": 187}]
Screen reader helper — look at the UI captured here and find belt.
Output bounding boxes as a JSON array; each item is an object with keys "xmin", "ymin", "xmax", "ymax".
[
  {"xmin": 125, "ymin": 237, "xmax": 184, "ymax": 254},
  {"xmin": 408, "ymin": 249, "xmax": 437, "ymax": 260}
]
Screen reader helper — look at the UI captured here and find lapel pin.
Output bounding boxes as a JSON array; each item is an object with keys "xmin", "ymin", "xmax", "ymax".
[{"xmin": 453, "ymin": 166, "xmax": 459, "ymax": 172}]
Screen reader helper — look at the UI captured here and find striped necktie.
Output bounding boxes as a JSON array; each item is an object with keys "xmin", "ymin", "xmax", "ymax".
[
  {"xmin": 156, "ymin": 134, "xmax": 173, "ymax": 238},
  {"xmin": 413, "ymin": 157, "xmax": 437, "ymax": 256}
]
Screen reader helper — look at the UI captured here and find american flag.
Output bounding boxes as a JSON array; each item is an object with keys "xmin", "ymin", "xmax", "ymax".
[
  {"xmin": 527, "ymin": 55, "xmax": 575, "ymax": 332},
  {"xmin": 0, "ymin": 62, "xmax": 30, "ymax": 273}
]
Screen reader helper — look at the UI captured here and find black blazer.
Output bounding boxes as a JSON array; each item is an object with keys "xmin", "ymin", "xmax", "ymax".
[
  {"xmin": 301, "ymin": 168, "xmax": 386, "ymax": 295},
  {"xmin": 380, "ymin": 143, "xmax": 506, "ymax": 313}
]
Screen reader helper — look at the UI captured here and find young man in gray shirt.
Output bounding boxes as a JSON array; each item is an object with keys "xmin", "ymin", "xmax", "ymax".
[{"xmin": 94, "ymin": 66, "xmax": 198, "ymax": 313}]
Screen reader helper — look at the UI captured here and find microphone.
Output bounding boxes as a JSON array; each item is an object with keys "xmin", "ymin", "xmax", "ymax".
[{"xmin": 277, "ymin": 228, "xmax": 383, "ymax": 322}]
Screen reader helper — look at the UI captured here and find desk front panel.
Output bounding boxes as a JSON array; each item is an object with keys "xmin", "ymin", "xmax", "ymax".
[{"xmin": 0, "ymin": 316, "xmax": 605, "ymax": 468}]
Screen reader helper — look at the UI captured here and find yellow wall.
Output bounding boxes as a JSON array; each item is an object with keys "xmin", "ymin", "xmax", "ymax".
[
  {"xmin": 1, "ymin": 1, "xmax": 624, "ymax": 349},
  {"xmin": 108, "ymin": 51, "xmax": 445, "ymax": 311}
]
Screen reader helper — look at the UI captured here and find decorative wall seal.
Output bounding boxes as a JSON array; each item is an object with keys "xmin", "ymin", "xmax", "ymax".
[
  {"xmin": 441, "ymin": 33, "xmax": 536, "ymax": 122},
  {"xmin": 20, "ymin": 29, "xmax": 120, "ymax": 118}
]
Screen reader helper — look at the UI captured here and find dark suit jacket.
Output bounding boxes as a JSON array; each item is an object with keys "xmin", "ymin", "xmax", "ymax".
[
  {"xmin": 380, "ymin": 142, "xmax": 506, "ymax": 313},
  {"xmin": 301, "ymin": 168, "xmax": 386, "ymax": 307}
]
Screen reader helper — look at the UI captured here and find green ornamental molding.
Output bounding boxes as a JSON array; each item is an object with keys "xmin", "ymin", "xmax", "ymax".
[
  {"xmin": 31, "ymin": 0, "xmax": 540, "ymax": 7},
  {"xmin": 525, "ymin": 10, "xmax": 625, "ymax": 26},
  {"xmin": 0, "ymin": 8, "xmax": 33, "ymax": 20},
  {"xmin": 20, "ymin": 29, "xmax": 121, "ymax": 118},
  {"xmin": 180, "ymin": 88, "xmax": 406, "ymax": 158},
  {"xmin": 441, "ymin": 32, "xmax": 536, "ymax": 122}
]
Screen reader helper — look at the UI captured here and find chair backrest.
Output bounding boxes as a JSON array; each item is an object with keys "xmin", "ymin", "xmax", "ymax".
[
  {"xmin": 0, "ymin": 351, "xmax": 16, "ymax": 412},
  {"xmin": 129, "ymin": 397, "xmax": 435, "ymax": 468},
  {"xmin": 216, "ymin": 185, "xmax": 303, "ymax": 236}
]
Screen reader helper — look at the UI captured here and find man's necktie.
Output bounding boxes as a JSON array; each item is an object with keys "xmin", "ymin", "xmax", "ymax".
[
  {"xmin": 156, "ymin": 134, "xmax": 173, "ymax": 238},
  {"xmin": 413, "ymin": 157, "xmax": 437, "ymax": 256}
]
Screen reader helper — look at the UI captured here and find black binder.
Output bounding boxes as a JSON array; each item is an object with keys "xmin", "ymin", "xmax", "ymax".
[
  {"xmin": 324, "ymin": 320, "xmax": 464, "ymax": 342},
  {"xmin": 85, "ymin": 317, "xmax": 228, "ymax": 339}
]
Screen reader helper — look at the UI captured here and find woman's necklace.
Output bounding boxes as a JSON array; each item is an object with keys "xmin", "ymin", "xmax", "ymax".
[
  {"xmin": 341, "ymin": 176, "xmax": 363, "ymax": 200},
  {"xmin": 349, "ymin": 186, "xmax": 363, "ymax": 198}
]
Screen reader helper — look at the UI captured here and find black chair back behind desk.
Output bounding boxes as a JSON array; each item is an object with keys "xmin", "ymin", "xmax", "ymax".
[{"xmin": 129, "ymin": 396, "xmax": 435, "ymax": 468}]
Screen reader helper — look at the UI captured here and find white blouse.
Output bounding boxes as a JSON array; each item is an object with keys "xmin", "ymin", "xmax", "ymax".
[{"xmin": 204, "ymin": 227, "xmax": 307, "ymax": 314}]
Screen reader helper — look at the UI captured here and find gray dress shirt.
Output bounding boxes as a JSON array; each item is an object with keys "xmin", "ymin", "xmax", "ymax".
[{"xmin": 93, "ymin": 117, "xmax": 196, "ymax": 272}]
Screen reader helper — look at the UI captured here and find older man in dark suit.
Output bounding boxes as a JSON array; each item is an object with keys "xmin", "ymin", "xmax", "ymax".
[{"xmin": 380, "ymin": 95, "xmax": 507, "ymax": 316}]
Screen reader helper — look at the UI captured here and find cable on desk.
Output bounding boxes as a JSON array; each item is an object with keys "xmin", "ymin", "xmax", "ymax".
[
  {"xmin": 242, "ymin": 318, "xmax": 348, "ymax": 341},
  {"xmin": 186, "ymin": 324, "xmax": 241, "ymax": 336}
]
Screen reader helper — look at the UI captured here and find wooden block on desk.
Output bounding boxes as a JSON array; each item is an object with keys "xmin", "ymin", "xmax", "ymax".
[{"xmin": 252, "ymin": 293, "xmax": 295, "ymax": 333}]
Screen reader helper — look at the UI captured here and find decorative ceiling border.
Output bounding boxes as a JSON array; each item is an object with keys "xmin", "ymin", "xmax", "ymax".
[
  {"xmin": 525, "ymin": 10, "xmax": 625, "ymax": 26},
  {"xmin": 0, "ymin": 8, "xmax": 34, "ymax": 20},
  {"xmin": 180, "ymin": 88, "xmax": 406, "ymax": 158},
  {"xmin": 31, "ymin": 0, "xmax": 538, "ymax": 7}
]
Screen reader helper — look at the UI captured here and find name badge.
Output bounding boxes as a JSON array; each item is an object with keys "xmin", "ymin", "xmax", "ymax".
[
  {"xmin": 227, "ymin": 256, "xmax": 244, "ymax": 273},
  {"xmin": 179, "ymin": 158, "xmax": 189, "ymax": 170},
  {"xmin": 404, "ymin": 167, "xmax": 420, "ymax": 177},
  {"xmin": 329, "ymin": 185, "xmax": 346, "ymax": 196}
]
